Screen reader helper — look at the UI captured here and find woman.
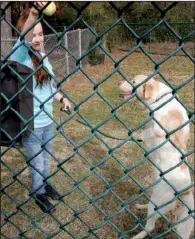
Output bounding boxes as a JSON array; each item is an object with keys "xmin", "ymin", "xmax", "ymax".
[{"xmin": 11, "ymin": 2, "xmax": 71, "ymax": 214}]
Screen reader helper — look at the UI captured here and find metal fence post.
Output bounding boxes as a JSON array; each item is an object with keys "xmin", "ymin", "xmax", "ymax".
[
  {"xmin": 64, "ymin": 26, "xmax": 69, "ymax": 75},
  {"xmin": 78, "ymin": 28, "xmax": 82, "ymax": 68},
  {"xmin": 149, "ymin": 24, "xmax": 152, "ymax": 54}
]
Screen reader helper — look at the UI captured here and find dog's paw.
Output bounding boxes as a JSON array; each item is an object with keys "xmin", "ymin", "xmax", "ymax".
[
  {"xmin": 132, "ymin": 131, "xmax": 141, "ymax": 141},
  {"xmin": 170, "ymin": 212, "xmax": 178, "ymax": 223},
  {"xmin": 135, "ymin": 204, "xmax": 148, "ymax": 210},
  {"xmin": 131, "ymin": 235, "xmax": 142, "ymax": 239}
]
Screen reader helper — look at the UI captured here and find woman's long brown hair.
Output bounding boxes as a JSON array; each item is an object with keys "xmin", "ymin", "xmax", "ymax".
[{"xmin": 16, "ymin": 9, "xmax": 49, "ymax": 87}]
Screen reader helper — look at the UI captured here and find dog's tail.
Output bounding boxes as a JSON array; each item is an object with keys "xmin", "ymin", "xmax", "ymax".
[{"xmin": 175, "ymin": 191, "xmax": 194, "ymax": 238}]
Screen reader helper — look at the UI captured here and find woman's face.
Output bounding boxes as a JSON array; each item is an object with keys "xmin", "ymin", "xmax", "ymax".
[{"xmin": 31, "ymin": 22, "xmax": 44, "ymax": 51}]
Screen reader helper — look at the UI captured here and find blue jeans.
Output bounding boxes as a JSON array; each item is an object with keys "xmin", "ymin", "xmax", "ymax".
[{"xmin": 23, "ymin": 123, "xmax": 54, "ymax": 195}]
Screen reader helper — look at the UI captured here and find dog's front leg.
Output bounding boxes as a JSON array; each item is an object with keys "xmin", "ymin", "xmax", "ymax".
[
  {"xmin": 140, "ymin": 128, "xmax": 154, "ymax": 141},
  {"xmin": 140, "ymin": 125, "xmax": 165, "ymax": 142},
  {"xmin": 131, "ymin": 217, "xmax": 157, "ymax": 239}
]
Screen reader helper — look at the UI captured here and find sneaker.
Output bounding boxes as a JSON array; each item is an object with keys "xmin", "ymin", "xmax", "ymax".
[
  {"xmin": 35, "ymin": 194, "xmax": 56, "ymax": 213},
  {"xmin": 45, "ymin": 185, "xmax": 61, "ymax": 200}
]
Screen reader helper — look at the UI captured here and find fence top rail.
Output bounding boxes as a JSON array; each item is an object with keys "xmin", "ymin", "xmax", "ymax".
[
  {"xmin": 126, "ymin": 22, "xmax": 194, "ymax": 25},
  {"xmin": 53, "ymin": 22, "xmax": 194, "ymax": 29},
  {"xmin": 1, "ymin": 38, "xmax": 18, "ymax": 41},
  {"xmin": 1, "ymin": 29, "xmax": 91, "ymax": 41},
  {"xmin": 66, "ymin": 28, "xmax": 86, "ymax": 34}
]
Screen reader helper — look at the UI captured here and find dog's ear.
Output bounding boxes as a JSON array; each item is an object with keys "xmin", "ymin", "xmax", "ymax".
[{"xmin": 143, "ymin": 81, "xmax": 154, "ymax": 100}]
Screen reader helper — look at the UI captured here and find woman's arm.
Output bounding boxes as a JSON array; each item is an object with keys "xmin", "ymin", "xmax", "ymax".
[
  {"xmin": 22, "ymin": 2, "xmax": 46, "ymax": 41},
  {"xmin": 45, "ymin": 58, "xmax": 72, "ymax": 111},
  {"xmin": 54, "ymin": 93, "xmax": 72, "ymax": 111},
  {"xmin": 51, "ymin": 80, "xmax": 71, "ymax": 111},
  {"xmin": 11, "ymin": 2, "xmax": 47, "ymax": 62}
]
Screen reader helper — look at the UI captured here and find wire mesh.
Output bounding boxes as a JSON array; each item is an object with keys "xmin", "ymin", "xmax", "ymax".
[{"xmin": 1, "ymin": 2, "xmax": 194, "ymax": 239}]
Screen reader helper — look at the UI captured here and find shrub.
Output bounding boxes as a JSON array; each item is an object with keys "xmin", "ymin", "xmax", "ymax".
[
  {"xmin": 88, "ymin": 39, "xmax": 100, "ymax": 65},
  {"xmin": 106, "ymin": 29, "xmax": 118, "ymax": 52}
]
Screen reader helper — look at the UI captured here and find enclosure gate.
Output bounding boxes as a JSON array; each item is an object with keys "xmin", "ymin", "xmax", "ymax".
[{"xmin": 1, "ymin": 2, "xmax": 194, "ymax": 239}]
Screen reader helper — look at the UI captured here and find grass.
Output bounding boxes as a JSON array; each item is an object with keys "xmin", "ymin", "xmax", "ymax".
[{"xmin": 1, "ymin": 49, "xmax": 194, "ymax": 239}]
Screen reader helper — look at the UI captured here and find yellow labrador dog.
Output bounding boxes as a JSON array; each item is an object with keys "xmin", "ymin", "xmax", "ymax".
[{"xmin": 119, "ymin": 75, "xmax": 194, "ymax": 239}]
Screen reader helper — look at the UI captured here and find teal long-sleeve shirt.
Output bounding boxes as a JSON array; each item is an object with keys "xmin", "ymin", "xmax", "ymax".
[{"xmin": 11, "ymin": 38, "xmax": 57, "ymax": 128}]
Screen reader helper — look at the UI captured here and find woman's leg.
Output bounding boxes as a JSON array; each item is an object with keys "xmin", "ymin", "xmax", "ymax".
[
  {"xmin": 23, "ymin": 127, "xmax": 46, "ymax": 195},
  {"xmin": 23, "ymin": 126, "xmax": 56, "ymax": 213},
  {"xmin": 42, "ymin": 123, "xmax": 54, "ymax": 185},
  {"xmin": 42, "ymin": 123, "xmax": 61, "ymax": 200}
]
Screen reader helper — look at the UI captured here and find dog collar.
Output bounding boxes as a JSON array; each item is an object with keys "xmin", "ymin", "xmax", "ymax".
[{"xmin": 151, "ymin": 92, "xmax": 172, "ymax": 105}]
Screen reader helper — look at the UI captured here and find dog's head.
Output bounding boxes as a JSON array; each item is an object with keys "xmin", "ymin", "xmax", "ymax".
[{"xmin": 119, "ymin": 74, "xmax": 160, "ymax": 103}]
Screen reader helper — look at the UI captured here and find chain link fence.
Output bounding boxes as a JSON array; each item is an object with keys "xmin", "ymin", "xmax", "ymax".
[
  {"xmin": 1, "ymin": 28, "xmax": 94, "ymax": 78},
  {"xmin": 1, "ymin": 2, "xmax": 195, "ymax": 239},
  {"xmin": 43, "ymin": 28, "xmax": 94, "ymax": 78},
  {"xmin": 2, "ymin": 23, "xmax": 194, "ymax": 78}
]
